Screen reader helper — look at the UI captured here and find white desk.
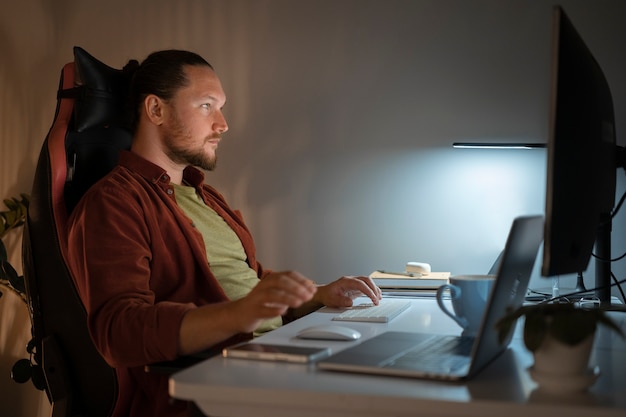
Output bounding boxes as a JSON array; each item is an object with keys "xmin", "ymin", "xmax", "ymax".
[{"xmin": 169, "ymin": 297, "xmax": 626, "ymax": 417}]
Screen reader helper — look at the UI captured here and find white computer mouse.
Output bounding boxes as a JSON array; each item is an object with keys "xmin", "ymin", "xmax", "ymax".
[{"xmin": 296, "ymin": 325, "xmax": 361, "ymax": 341}]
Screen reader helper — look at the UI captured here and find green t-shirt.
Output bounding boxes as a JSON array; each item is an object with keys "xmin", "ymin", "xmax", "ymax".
[{"xmin": 172, "ymin": 183, "xmax": 281, "ymax": 335}]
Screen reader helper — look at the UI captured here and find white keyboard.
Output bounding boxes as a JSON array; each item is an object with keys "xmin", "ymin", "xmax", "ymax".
[{"xmin": 332, "ymin": 299, "xmax": 411, "ymax": 323}]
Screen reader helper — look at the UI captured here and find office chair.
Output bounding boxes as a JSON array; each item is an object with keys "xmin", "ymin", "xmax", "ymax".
[{"xmin": 21, "ymin": 46, "xmax": 133, "ymax": 417}]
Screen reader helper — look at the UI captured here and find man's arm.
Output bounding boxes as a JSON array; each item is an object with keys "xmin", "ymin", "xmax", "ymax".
[{"xmin": 178, "ymin": 270, "xmax": 317, "ymax": 355}]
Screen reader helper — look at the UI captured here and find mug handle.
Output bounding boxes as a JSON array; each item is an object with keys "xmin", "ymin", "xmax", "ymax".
[{"xmin": 436, "ymin": 284, "xmax": 469, "ymax": 329}]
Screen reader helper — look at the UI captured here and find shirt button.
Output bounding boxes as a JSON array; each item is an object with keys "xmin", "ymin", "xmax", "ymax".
[
  {"xmin": 161, "ymin": 174, "xmax": 169, "ymax": 182},
  {"xmin": 166, "ymin": 189, "xmax": 173, "ymax": 195}
]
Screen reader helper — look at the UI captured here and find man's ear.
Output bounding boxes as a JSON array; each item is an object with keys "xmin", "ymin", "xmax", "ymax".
[{"xmin": 144, "ymin": 94, "xmax": 165, "ymax": 125}]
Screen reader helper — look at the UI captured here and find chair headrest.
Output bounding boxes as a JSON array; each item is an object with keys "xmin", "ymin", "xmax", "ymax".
[
  {"xmin": 63, "ymin": 47, "xmax": 134, "ymax": 213},
  {"xmin": 72, "ymin": 46, "xmax": 133, "ymax": 132}
]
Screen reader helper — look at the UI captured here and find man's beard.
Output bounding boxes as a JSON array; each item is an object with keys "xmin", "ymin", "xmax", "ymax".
[
  {"xmin": 167, "ymin": 144, "xmax": 217, "ymax": 171},
  {"xmin": 163, "ymin": 113, "xmax": 218, "ymax": 171}
]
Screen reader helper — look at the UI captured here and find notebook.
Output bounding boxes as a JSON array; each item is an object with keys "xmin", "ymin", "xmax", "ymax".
[
  {"xmin": 370, "ymin": 271, "xmax": 450, "ymax": 290},
  {"xmin": 318, "ymin": 215, "xmax": 544, "ymax": 381}
]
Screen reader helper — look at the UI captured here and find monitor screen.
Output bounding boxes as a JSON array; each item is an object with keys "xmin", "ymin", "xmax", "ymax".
[{"xmin": 541, "ymin": 6, "xmax": 618, "ymax": 303}]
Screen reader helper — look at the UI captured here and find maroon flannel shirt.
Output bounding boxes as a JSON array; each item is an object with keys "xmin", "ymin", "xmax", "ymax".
[{"xmin": 67, "ymin": 151, "xmax": 265, "ymax": 417}]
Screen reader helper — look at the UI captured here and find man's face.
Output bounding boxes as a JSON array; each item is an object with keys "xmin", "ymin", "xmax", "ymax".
[{"xmin": 161, "ymin": 65, "xmax": 228, "ymax": 171}]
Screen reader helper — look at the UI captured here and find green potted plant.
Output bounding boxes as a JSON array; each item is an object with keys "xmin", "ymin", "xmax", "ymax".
[
  {"xmin": 0, "ymin": 194, "xmax": 29, "ymax": 301},
  {"xmin": 496, "ymin": 302, "xmax": 624, "ymax": 393},
  {"xmin": 0, "ymin": 193, "xmax": 47, "ymax": 391}
]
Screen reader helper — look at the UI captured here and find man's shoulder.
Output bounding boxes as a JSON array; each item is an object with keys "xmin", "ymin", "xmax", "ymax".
[
  {"xmin": 75, "ymin": 165, "xmax": 151, "ymax": 211},
  {"xmin": 90, "ymin": 164, "xmax": 142, "ymax": 191}
]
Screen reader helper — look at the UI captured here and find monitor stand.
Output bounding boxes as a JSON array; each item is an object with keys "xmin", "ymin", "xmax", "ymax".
[{"xmin": 532, "ymin": 274, "xmax": 595, "ymax": 302}]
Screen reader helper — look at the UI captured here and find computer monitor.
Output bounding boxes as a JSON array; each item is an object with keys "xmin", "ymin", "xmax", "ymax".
[{"xmin": 541, "ymin": 6, "xmax": 624, "ymax": 305}]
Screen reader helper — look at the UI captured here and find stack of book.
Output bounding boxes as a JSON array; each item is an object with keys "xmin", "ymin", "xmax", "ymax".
[{"xmin": 369, "ymin": 270, "xmax": 450, "ymax": 293}]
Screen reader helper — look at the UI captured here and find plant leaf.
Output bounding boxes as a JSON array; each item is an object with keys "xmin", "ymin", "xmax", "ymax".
[
  {"xmin": 495, "ymin": 314, "xmax": 516, "ymax": 344},
  {"xmin": 0, "ymin": 239, "xmax": 7, "ymax": 262},
  {"xmin": 495, "ymin": 305, "xmax": 535, "ymax": 344},
  {"xmin": 1, "ymin": 260, "xmax": 16, "ymax": 281},
  {"xmin": 3, "ymin": 210, "xmax": 17, "ymax": 227},
  {"xmin": 10, "ymin": 274, "xmax": 26, "ymax": 295},
  {"xmin": 523, "ymin": 311, "xmax": 548, "ymax": 352},
  {"xmin": 495, "ymin": 301, "xmax": 624, "ymax": 353},
  {"xmin": 3, "ymin": 198, "xmax": 18, "ymax": 210},
  {"xmin": 1, "ymin": 195, "xmax": 28, "ymax": 238}
]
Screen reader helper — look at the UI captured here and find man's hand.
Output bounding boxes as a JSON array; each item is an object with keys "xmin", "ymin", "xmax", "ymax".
[
  {"xmin": 234, "ymin": 271, "xmax": 318, "ymax": 332},
  {"xmin": 313, "ymin": 275, "xmax": 382, "ymax": 308},
  {"xmin": 179, "ymin": 270, "xmax": 317, "ymax": 355}
]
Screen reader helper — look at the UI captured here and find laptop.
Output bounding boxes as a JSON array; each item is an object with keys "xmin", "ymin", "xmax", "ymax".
[{"xmin": 318, "ymin": 215, "xmax": 544, "ymax": 381}]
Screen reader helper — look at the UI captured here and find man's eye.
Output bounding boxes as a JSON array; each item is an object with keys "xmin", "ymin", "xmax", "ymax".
[{"xmin": 201, "ymin": 103, "xmax": 211, "ymax": 109}]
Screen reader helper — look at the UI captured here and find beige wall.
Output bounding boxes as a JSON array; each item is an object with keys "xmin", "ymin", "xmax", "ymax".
[{"xmin": 2, "ymin": 1, "xmax": 625, "ymax": 415}]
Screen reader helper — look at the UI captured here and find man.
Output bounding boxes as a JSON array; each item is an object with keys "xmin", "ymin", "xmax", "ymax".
[{"xmin": 66, "ymin": 50, "xmax": 381, "ymax": 417}]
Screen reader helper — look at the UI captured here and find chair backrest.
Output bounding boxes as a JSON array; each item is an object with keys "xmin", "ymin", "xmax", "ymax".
[{"xmin": 22, "ymin": 46, "xmax": 133, "ymax": 417}]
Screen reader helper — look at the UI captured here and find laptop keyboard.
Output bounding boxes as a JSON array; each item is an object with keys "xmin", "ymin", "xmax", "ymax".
[
  {"xmin": 332, "ymin": 299, "xmax": 411, "ymax": 323},
  {"xmin": 404, "ymin": 335, "xmax": 475, "ymax": 357},
  {"xmin": 386, "ymin": 335, "xmax": 475, "ymax": 371}
]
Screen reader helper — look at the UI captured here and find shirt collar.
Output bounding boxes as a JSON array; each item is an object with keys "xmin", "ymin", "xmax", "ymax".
[{"xmin": 118, "ymin": 150, "xmax": 206, "ymax": 188}]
